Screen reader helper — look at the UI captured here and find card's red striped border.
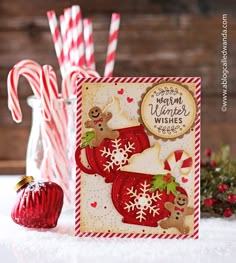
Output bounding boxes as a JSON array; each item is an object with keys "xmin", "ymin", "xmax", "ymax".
[{"xmin": 75, "ymin": 77, "xmax": 201, "ymax": 239}]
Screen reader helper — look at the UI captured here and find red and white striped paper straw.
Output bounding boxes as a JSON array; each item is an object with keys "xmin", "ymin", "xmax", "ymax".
[
  {"xmin": 63, "ymin": 8, "xmax": 74, "ymax": 69},
  {"xmin": 104, "ymin": 13, "xmax": 120, "ymax": 77},
  {"xmin": 83, "ymin": 18, "xmax": 96, "ymax": 70},
  {"xmin": 71, "ymin": 5, "xmax": 85, "ymax": 68},
  {"xmin": 60, "ymin": 14, "xmax": 70, "ymax": 71},
  {"xmin": 47, "ymin": 10, "xmax": 66, "ymax": 77}
]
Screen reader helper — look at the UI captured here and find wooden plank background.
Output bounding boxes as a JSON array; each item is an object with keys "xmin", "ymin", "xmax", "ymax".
[{"xmin": 0, "ymin": 0, "xmax": 235, "ymax": 174}]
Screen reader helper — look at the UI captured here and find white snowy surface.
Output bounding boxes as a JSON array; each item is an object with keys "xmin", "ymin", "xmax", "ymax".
[{"xmin": 1, "ymin": 176, "xmax": 236, "ymax": 263}]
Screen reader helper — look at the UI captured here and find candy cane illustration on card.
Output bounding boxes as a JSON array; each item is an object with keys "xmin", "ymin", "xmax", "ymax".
[{"xmin": 75, "ymin": 77, "xmax": 201, "ymax": 239}]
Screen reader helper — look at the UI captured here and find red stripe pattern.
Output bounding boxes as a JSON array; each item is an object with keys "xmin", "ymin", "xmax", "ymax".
[
  {"xmin": 174, "ymin": 150, "xmax": 184, "ymax": 162},
  {"xmin": 182, "ymin": 157, "xmax": 193, "ymax": 169},
  {"xmin": 75, "ymin": 77, "xmax": 201, "ymax": 239},
  {"xmin": 164, "ymin": 150, "xmax": 193, "ymax": 173},
  {"xmin": 193, "ymin": 77, "xmax": 201, "ymax": 239}
]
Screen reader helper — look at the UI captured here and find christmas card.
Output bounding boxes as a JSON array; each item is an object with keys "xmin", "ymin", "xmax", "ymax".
[{"xmin": 75, "ymin": 77, "xmax": 201, "ymax": 239}]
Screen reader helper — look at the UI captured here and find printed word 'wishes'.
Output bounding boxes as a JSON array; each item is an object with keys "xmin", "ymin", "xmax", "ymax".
[{"xmin": 148, "ymin": 96, "xmax": 190, "ymax": 124}]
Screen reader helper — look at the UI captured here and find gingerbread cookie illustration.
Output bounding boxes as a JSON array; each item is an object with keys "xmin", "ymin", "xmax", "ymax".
[
  {"xmin": 160, "ymin": 192, "xmax": 194, "ymax": 234},
  {"xmin": 84, "ymin": 106, "xmax": 120, "ymax": 147}
]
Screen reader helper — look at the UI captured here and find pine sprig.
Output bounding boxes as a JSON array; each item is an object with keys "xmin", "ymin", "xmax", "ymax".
[{"xmin": 201, "ymin": 145, "xmax": 236, "ymax": 218}]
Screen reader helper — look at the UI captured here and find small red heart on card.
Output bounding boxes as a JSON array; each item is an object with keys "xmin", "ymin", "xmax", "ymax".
[
  {"xmin": 182, "ymin": 177, "xmax": 188, "ymax": 183},
  {"xmin": 117, "ymin": 88, "xmax": 124, "ymax": 95},
  {"xmin": 127, "ymin": 97, "xmax": 133, "ymax": 103},
  {"xmin": 90, "ymin": 202, "xmax": 97, "ymax": 208}
]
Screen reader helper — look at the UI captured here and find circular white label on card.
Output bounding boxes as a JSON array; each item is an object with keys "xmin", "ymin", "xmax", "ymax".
[{"xmin": 141, "ymin": 82, "xmax": 197, "ymax": 139}]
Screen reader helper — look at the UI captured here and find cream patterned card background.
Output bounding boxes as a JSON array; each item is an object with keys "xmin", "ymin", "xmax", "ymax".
[{"xmin": 75, "ymin": 77, "xmax": 201, "ymax": 239}]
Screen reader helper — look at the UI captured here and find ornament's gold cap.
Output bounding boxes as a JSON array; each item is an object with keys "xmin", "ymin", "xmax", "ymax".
[{"xmin": 14, "ymin": 175, "xmax": 34, "ymax": 191}]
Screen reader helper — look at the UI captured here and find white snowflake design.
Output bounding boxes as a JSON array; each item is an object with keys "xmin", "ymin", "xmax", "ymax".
[
  {"xmin": 124, "ymin": 181, "xmax": 162, "ymax": 222},
  {"xmin": 100, "ymin": 139, "xmax": 135, "ymax": 172}
]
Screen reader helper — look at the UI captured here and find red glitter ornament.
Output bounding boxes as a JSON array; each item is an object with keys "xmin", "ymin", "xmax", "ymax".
[{"xmin": 11, "ymin": 176, "xmax": 64, "ymax": 228}]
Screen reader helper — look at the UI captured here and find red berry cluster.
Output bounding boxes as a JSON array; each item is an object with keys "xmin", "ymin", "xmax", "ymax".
[
  {"xmin": 203, "ymin": 189, "xmax": 236, "ymax": 218},
  {"xmin": 201, "ymin": 147, "xmax": 236, "ymax": 218},
  {"xmin": 201, "ymin": 149, "xmax": 218, "ymax": 169}
]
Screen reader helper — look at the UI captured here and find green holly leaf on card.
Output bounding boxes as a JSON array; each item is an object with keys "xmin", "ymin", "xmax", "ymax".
[
  {"xmin": 80, "ymin": 131, "xmax": 95, "ymax": 148},
  {"xmin": 166, "ymin": 180, "xmax": 179, "ymax": 195},
  {"xmin": 150, "ymin": 173, "xmax": 180, "ymax": 196},
  {"xmin": 150, "ymin": 174, "xmax": 166, "ymax": 192}
]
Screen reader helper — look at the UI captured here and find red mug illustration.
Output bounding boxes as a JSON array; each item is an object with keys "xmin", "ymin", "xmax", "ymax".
[
  {"xmin": 75, "ymin": 125, "xmax": 150, "ymax": 183},
  {"xmin": 112, "ymin": 170, "xmax": 187, "ymax": 227}
]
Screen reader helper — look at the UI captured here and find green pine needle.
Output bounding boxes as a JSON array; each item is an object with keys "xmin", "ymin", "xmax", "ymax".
[{"xmin": 201, "ymin": 145, "xmax": 236, "ymax": 217}]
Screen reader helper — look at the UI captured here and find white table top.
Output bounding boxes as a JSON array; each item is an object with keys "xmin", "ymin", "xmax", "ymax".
[{"xmin": 1, "ymin": 175, "xmax": 236, "ymax": 263}]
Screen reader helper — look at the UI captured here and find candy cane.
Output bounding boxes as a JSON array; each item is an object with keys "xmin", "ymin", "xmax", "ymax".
[
  {"xmin": 61, "ymin": 66, "xmax": 100, "ymax": 98},
  {"xmin": 40, "ymin": 65, "xmax": 67, "ymax": 161},
  {"xmin": 41, "ymin": 66, "xmax": 53, "ymax": 121},
  {"xmin": 40, "ymin": 65, "xmax": 71, "ymax": 203},
  {"xmin": 164, "ymin": 150, "xmax": 193, "ymax": 180},
  {"xmin": 7, "ymin": 60, "xmax": 41, "ymax": 122}
]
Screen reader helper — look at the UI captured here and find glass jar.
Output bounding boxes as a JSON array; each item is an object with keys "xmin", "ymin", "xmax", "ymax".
[
  {"xmin": 26, "ymin": 96, "xmax": 76, "ymax": 207},
  {"xmin": 26, "ymin": 97, "xmax": 44, "ymax": 179}
]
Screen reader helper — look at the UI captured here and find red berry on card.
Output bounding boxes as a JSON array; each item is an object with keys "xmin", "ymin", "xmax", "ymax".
[
  {"xmin": 163, "ymin": 173, "xmax": 172, "ymax": 183},
  {"xmin": 218, "ymin": 183, "xmax": 228, "ymax": 193},
  {"xmin": 11, "ymin": 176, "xmax": 64, "ymax": 228},
  {"xmin": 223, "ymin": 208, "xmax": 233, "ymax": 218},
  {"xmin": 204, "ymin": 198, "xmax": 214, "ymax": 207}
]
